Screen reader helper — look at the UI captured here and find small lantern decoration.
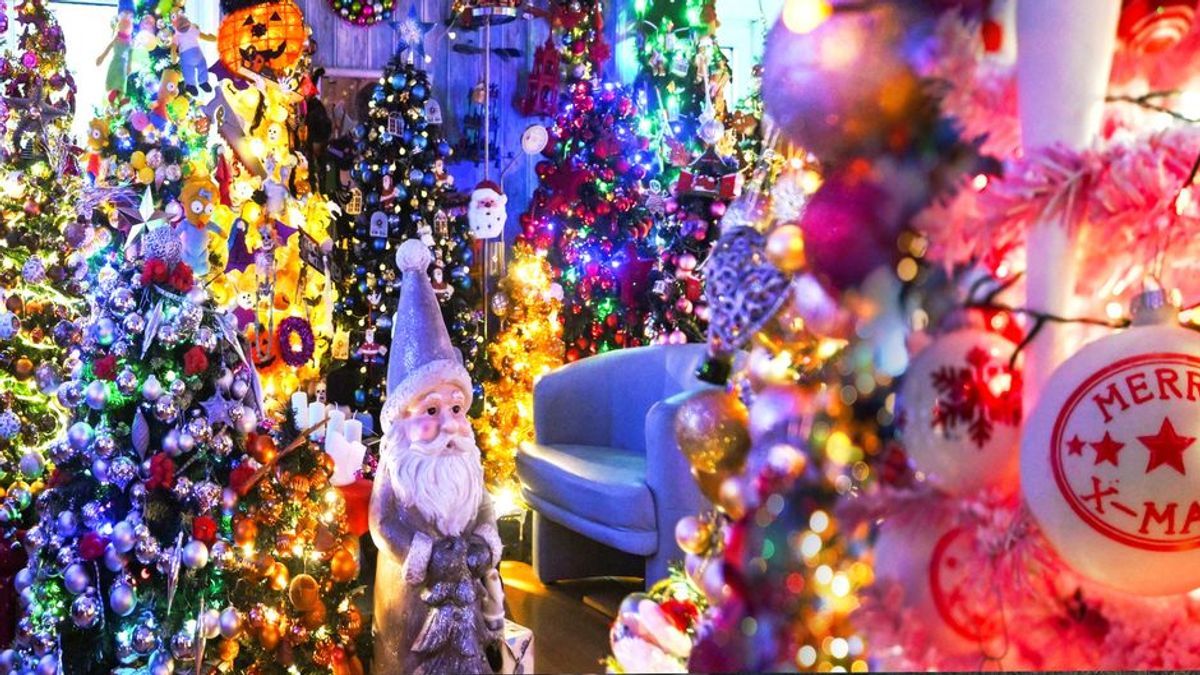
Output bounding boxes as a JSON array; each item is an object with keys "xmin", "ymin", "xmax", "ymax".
[
  {"xmin": 519, "ymin": 36, "xmax": 560, "ymax": 117},
  {"xmin": 218, "ymin": 0, "xmax": 307, "ymax": 78},
  {"xmin": 345, "ymin": 187, "xmax": 363, "ymax": 215},
  {"xmin": 386, "ymin": 112, "xmax": 405, "ymax": 135},
  {"xmin": 458, "ymin": 80, "xmax": 500, "ymax": 166}
]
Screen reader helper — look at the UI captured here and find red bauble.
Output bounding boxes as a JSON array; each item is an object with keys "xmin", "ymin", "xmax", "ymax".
[{"xmin": 1118, "ymin": 0, "xmax": 1197, "ymax": 53}]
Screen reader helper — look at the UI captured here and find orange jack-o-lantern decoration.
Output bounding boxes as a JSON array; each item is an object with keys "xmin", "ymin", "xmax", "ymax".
[{"xmin": 218, "ymin": 0, "xmax": 306, "ymax": 76}]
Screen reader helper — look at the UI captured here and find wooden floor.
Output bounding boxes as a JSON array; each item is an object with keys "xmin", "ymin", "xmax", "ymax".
[{"xmin": 500, "ymin": 561, "xmax": 641, "ymax": 674}]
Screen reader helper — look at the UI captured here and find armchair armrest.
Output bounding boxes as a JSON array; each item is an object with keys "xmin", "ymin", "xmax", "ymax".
[{"xmin": 644, "ymin": 390, "xmax": 709, "ymax": 521}]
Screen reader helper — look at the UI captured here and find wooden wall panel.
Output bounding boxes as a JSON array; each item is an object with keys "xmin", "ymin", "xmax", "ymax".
[{"xmin": 303, "ymin": 0, "xmax": 618, "ymax": 242}]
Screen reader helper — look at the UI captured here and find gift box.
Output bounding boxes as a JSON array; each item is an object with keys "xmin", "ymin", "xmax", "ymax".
[{"xmin": 500, "ymin": 619, "xmax": 535, "ymax": 674}]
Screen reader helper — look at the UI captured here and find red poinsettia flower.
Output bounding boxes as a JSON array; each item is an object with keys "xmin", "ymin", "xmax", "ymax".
[
  {"xmin": 92, "ymin": 354, "xmax": 117, "ymax": 381},
  {"xmin": 658, "ymin": 598, "xmax": 700, "ymax": 632},
  {"xmin": 79, "ymin": 532, "xmax": 107, "ymax": 561},
  {"xmin": 192, "ymin": 515, "xmax": 217, "ymax": 546},
  {"xmin": 169, "ymin": 262, "xmax": 194, "ymax": 293},
  {"xmin": 183, "ymin": 345, "xmax": 209, "ymax": 376},
  {"xmin": 146, "ymin": 452, "xmax": 176, "ymax": 491},
  {"xmin": 229, "ymin": 464, "xmax": 256, "ymax": 495},
  {"xmin": 141, "ymin": 259, "xmax": 169, "ymax": 286}
]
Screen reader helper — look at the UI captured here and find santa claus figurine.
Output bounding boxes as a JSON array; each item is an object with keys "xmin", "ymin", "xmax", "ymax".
[
  {"xmin": 371, "ymin": 239, "xmax": 505, "ymax": 674},
  {"xmin": 468, "ymin": 180, "xmax": 508, "ymax": 239}
]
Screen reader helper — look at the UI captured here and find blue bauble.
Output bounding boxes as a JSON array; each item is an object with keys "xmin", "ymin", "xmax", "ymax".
[
  {"xmin": 408, "ymin": 169, "xmax": 423, "ymax": 183},
  {"xmin": 389, "ymin": 72, "xmax": 407, "ymax": 89},
  {"xmin": 395, "ymin": 186, "xmax": 409, "ymax": 202},
  {"xmin": 366, "ymin": 192, "xmax": 379, "ymax": 206},
  {"xmin": 437, "ymin": 140, "xmax": 451, "ymax": 156},
  {"xmin": 372, "ymin": 87, "xmax": 386, "ymax": 102},
  {"xmin": 422, "ymin": 173, "xmax": 435, "ymax": 187},
  {"xmin": 412, "ymin": 134, "xmax": 428, "ymax": 151},
  {"xmin": 354, "ymin": 389, "xmax": 366, "ymax": 406},
  {"xmin": 372, "ymin": 239, "xmax": 387, "ymax": 251},
  {"xmin": 411, "ymin": 83, "xmax": 428, "ymax": 100}
]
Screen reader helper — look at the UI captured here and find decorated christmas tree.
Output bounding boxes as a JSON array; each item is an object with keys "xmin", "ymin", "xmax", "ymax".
[
  {"xmin": 328, "ymin": 50, "xmax": 484, "ymax": 425},
  {"xmin": 201, "ymin": 0, "xmax": 339, "ymax": 416},
  {"xmin": 0, "ymin": 0, "xmax": 81, "ymax": 527},
  {"xmin": 529, "ymin": 80, "xmax": 657, "ymax": 361}
]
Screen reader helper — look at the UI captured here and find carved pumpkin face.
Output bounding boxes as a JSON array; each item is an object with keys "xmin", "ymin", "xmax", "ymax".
[{"xmin": 218, "ymin": 0, "xmax": 305, "ymax": 76}]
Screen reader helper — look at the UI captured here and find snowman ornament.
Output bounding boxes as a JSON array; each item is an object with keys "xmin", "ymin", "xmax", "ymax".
[{"xmin": 468, "ymin": 180, "xmax": 507, "ymax": 240}]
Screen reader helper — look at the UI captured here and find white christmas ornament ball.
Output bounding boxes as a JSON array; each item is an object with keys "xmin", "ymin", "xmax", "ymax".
[
  {"xmin": 898, "ymin": 329, "xmax": 1022, "ymax": 495},
  {"xmin": 1022, "ymin": 303, "xmax": 1200, "ymax": 596},
  {"xmin": 873, "ymin": 515, "xmax": 1013, "ymax": 668}
]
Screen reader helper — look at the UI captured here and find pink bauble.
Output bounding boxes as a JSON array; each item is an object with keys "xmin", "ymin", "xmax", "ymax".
[
  {"xmin": 798, "ymin": 172, "xmax": 899, "ymax": 290},
  {"xmin": 873, "ymin": 516, "xmax": 1011, "ymax": 667},
  {"xmin": 1022, "ymin": 313, "xmax": 1200, "ymax": 595},
  {"xmin": 762, "ymin": 1, "xmax": 930, "ymax": 164},
  {"xmin": 898, "ymin": 329, "xmax": 1022, "ymax": 496}
]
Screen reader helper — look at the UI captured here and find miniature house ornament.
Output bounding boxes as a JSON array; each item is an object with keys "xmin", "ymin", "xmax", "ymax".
[{"xmin": 371, "ymin": 240, "xmax": 504, "ymax": 673}]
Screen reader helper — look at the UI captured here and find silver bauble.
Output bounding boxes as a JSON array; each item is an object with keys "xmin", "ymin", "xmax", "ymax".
[
  {"xmin": 123, "ymin": 312, "xmax": 145, "ymax": 335},
  {"xmin": 93, "ymin": 432, "xmax": 116, "ymax": 458},
  {"xmin": 218, "ymin": 607, "xmax": 242, "ymax": 638},
  {"xmin": 90, "ymin": 458, "xmax": 109, "ymax": 483},
  {"xmin": 181, "ymin": 540, "xmax": 208, "ymax": 569},
  {"xmin": 93, "ymin": 317, "xmax": 116, "ymax": 346},
  {"xmin": 13, "ymin": 568, "xmax": 31, "ymax": 592},
  {"xmin": 35, "ymin": 653, "xmax": 55, "ymax": 675},
  {"xmin": 230, "ymin": 378, "xmax": 249, "ymax": 400},
  {"xmin": 66, "ymin": 422, "xmax": 93, "ymax": 451},
  {"xmin": 108, "ymin": 456, "xmax": 137, "ymax": 490},
  {"xmin": 63, "ymin": 564, "xmax": 89, "ymax": 595},
  {"xmin": 169, "ymin": 378, "xmax": 186, "ymax": 397},
  {"xmin": 57, "ymin": 380, "xmax": 83, "ymax": 409},
  {"xmin": 186, "ymin": 417, "xmax": 211, "ymax": 443},
  {"xmin": 154, "ymin": 395, "xmax": 178, "ymax": 423},
  {"xmin": 186, "ymin": 286, "xmax": 208, "ymax": 306},
  {"xmin": 110, "ymin": 287, "xmax": 136, "ymax": 314},
  {"xmin": 112, "ymin": 521, "xmax": 136, "ymax": 553},
  {"xmin": 34, "ymin": 363, "xmax": 60, "ymax": 395},
  {"xmin": 157, "ymin": 321, "xmax": 180, "ymax": 346},
  {"xmin": 236, "ymin": 407, "xmax": 257, "ymax": 435},
  {"xmin": 135, "ymin": 537, "xmax": 160, "ymax": 565},
  {"xmin": 104, "ymin": 544, "xmax": 128, "ymax": 572},
  {"xmin": 70, "ymin": 594, "xmax": 100, "ymax": 628},
  {"xmin": 149, "ymin": 652, "xmax": 174, "ymax": 675},
  {"xmin": 170, "ymin": 629, "xmax": 195, "ymax": 660},
  {"xmin": 142, "ymin": 375, "xmax": 164, "ymax": 402},
  {"xmin": 54, "ymin": 512, "xmax": 77, "ymax": 538},
  {"xmin": 84, "ymin": 381, "xmax": 108, "ymax": 411},
  {"xmin": 18, "ymin": 452, "xmax": 44, "ymax": 480},
  {"xmin": 200, "ymin": 608, "xmax": 220, "ymax": 639},
  {"xmin": 109, "ymin": 582, "xmax": 136, "ymax": 616},
  {"xmin": 177, "ymin": 432, "xmax": 195, "ymax": 454},
  {"xmin": 161, "ymin": 430, "xmax": 180, "ymax": 457},
  {"xmin": 132, "ymin": 624, "xmax": 158, "ymax": 653},
  {"xmin": 116, "ymin": 368, "xmax": 139, "ymax": 395}
]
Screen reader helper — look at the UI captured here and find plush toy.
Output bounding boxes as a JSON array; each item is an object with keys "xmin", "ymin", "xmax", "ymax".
[
  {"xmin": 85, "ymin": 120, "xmax": 110, "ymax": 181},
  {"xmin": 171, "ymin": 13, "xmax": 216, "ymax": 95},
  {"xmin": 467, "ymin": 180, "xmax": 507, "ymax": 239},
  {"xmin": 96, "ymin": 5, "xmax": 134, "ymax": 98},
  {"xmin": 151, "ymin": 70, "xmax": 184, "ymax": 128}
]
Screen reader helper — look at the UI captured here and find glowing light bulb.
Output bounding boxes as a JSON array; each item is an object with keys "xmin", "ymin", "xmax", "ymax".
[{"xmin": 782, "ymin": 0, "xmax": 832, "ymax": 34}]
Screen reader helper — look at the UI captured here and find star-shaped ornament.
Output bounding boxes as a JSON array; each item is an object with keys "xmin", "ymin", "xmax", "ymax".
[{"xmin": 1138, "ymin": 416, "xmax": 1195, "ymax": 475}]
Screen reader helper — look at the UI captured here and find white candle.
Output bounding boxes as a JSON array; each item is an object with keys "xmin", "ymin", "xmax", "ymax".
[
  {"xmin": 328, "ymin": 409, "xmax": 346, "ymax": 437},
  {"xmin": 291, "ymin": 392, "xmax": 308, "ymax": 427},
  {"xmin": 307, "ymin": 402, "xmax": 327, "ymax": 438},
  {"xmin": 344, "ymin": 419, "xmax": 363, "ymax": 445},
  {"xmin": 1016, "ymin": 0, "xmax": 1120, "ymax": 411}
]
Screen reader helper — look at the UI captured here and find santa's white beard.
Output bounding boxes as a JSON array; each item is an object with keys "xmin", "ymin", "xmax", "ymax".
[{"xmin": 385, "ymin": 426, "xmax": 483, "ymax": 538}]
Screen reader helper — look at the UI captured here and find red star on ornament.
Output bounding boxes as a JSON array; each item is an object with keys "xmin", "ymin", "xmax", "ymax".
[
  {"xmin": 1090, "ymin": 432, "xmax": 1124, "ymax": 467},
  {"xmin": 1066, "ymin": 435, "xmax": 1086, "ymax": 456},
  {"xmin": 1138, "ymin": 417, "xmax": 1195, "ymax": 476}
]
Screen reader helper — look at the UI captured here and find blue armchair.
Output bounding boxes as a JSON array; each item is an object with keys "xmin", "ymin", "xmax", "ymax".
[{"xmin": 516, "ymin": 344, "xmax": 714, "ymax": 587}]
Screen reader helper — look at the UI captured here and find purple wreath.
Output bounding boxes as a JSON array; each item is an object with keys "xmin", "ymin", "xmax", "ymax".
[{"xmin": 276, "ymin": 317, "xmax": 315, "ymax": 368}]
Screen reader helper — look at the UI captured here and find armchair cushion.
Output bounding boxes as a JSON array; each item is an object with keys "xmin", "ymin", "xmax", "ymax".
[{"xmin": 517, "ymin": 443, "xmax": 656, "ymax": 534}]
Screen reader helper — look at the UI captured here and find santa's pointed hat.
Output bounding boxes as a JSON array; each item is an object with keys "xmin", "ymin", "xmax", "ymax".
[{"xmin": 382, "ymin": 240, "xmax": 472, "ymax": 428}]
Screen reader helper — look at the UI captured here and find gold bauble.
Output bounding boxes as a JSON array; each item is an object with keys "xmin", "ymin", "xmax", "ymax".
[
  {"xmin": 233, "ymin": 518, "xmax": 258, "ymax": 546},
  {"xmin": 329, "ymin": 547, "xmax": 358, "ymax": 582},
  {"xmin": 259, "ymin": 623, "xmax": 281, "ymax": 651},
  {"xmin": 691, "ymin": 467, "xmax": 730, "ymax": 506},
  {"xmin": 268, "ymin": 561, "xmax": 290, "ymax": 591},
  {"xmin": 674, "ymin": 516, "xmax": 712, "ymax": 555},
  {"xmin": 288, "ymin": 573, "xmax": 320, "ymax": 611},
  {"xmin": 674, "ymin": 388, "xmax": 751, "ymax": 475},
  {"xmin": 302, "ymin": 601, "xmax": 327, "ymax": 630},
  {"xmin": 218, "ymin": 638, "xmax": 240, "ymax": 663},
  {"xmin": 765, "ymin": 223, "xmax": 807, "ymax": 273}
]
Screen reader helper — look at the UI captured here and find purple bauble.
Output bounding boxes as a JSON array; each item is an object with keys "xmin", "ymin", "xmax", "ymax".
[
  {"xmin": 21, "ymin": 51, "xmax": 36, "ymax": 69},
  {"xmin": 762, "ymin": 1, "xmax": 932, "ymax": 165}
]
